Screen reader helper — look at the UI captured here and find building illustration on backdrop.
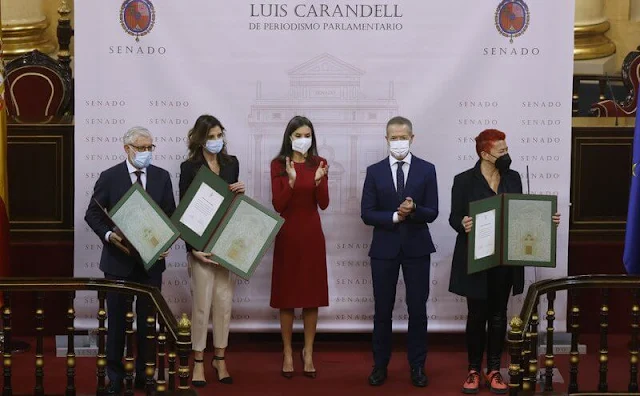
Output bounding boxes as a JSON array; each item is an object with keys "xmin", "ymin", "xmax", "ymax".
[{"xmin": 248, "ymin": 53, "xmax": 399, "ymax": 214}]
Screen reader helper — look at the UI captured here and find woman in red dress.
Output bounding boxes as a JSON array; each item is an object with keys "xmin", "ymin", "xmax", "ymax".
[{"xmin": 270, "ymin": 115, "xmax": 329, "ymax": 379}]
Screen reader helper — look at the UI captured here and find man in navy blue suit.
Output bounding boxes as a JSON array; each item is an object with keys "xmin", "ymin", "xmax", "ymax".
[
  {"xmin": 85, "ymin": 126, "xmax": 176, "ymax": 394},
  {"xmin": 361, "ymin": 116, "xmax": 438, "ymax": 388}
]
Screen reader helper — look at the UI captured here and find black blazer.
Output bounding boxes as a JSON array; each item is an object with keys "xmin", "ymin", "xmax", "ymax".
[
  {"xmin": 448, "ymin": 160, "xmax": 524, "ymax": 299},
  {"xmin": 178, "ymin": 156, "xmax": 239, "ymax": 252},
  {"xmin": 361, "ymin": 155, "xmax": 439, "ymax": 259},
  {"xmin": 84, "ymin": 161, "xmax": 176, "ymax": 278}
]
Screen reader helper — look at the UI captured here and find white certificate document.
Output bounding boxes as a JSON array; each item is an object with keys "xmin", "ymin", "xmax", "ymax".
[
  {"xmin": 210, "ymin": 200, "xmax": 278, "ymax": 273},
  {"xmin": 474, "ymin": 209, "xmax": 496, "ymax": 260},
  {"xmin": 111, "ymin": 189, "xmax": 177, "ymax": 265},
  {"xmin": 179, "ymin": 183, "xmax": 224, "ymax": 236}
]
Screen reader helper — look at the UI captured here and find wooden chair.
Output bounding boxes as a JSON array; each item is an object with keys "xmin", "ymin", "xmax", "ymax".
[
  {"xmin": 4, "ymin": 50, "xmax": 73, "ymax": 121},
  {"xmin": 590, "ymin": 46, "xmax": 640, "ymax": 117}
]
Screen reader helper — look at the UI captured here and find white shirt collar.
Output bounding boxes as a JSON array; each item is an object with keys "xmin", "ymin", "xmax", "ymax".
[
  {"xmin": 126, "ymin": 159, "xmax": 146, "ymax": 174},
  {"xmin": 389, "ymin": 152, "xmax": 412, "ymax": 167}
]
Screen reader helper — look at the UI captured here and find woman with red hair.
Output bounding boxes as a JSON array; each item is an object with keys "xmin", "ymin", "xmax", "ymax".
[{"xmin": 448, "ymin": 129, "xmax": 559, "ymax": 394}]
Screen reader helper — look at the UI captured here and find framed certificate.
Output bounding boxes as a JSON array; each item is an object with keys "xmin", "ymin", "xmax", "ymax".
[
  {"xmin": 467, "ymin": 193, "xmax": 557, "ymax": 274},
  {"xmin": 467, "ymin": 194, "xmax": 503, "ymax": 275},
  {"xmin": 172, "ymin": 166, "xmax": 285, "ymax": 279},
  {"xmin": 203, "ymin": 194, "xmax": 284, "ymax": 280},
  {"xmin": 171, "ymin": 166, "xmax": 235, "ymax": 251},
  {"xmin": 502, "ymin": 194, "xmax": 557, "ymax": 268},
  {"xmin": 108, "ymin": 183, "xmax": 181, "ymax": 271}
]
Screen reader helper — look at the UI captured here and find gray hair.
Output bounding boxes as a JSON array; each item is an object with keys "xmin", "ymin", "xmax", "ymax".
[
  {"xmin": 386, "ymin": 116, "xmax": 413, "ymax": 134},
  {"xmin": 123, "ymin": 126, "xmax": 152, "ymax": 145}
]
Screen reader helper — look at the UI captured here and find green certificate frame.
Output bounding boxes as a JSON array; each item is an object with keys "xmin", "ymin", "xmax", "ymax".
[
  {"xmin": 501, "ymin": 193, "xmax": 557, "ymax": 268},
  {"xmin": 468, "ymin": 194, "xmax": 503, "ymax": 275},
  {"xmin": 171, "ymin": 166, "xmax": 235, "ymax": 251},
  {"xmin": 108, "ymin": 183, "xmax": 181, "ymax": 271},
  {"xmin": 467, "ymin": 193, "xmax": 558, "ymax": 274},
  {"xmin": 203, "ymin": 194, "xmax": 284, "ymax": 280}
]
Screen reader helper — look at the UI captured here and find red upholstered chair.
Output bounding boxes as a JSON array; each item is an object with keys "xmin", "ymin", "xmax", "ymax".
[
  {"xmin": 590, "ymin": 47, "xmax": 640, "ymax": 117},
  {"xmin": 4, "ymin": 50, "xmax": 73, "ymax": 121}
]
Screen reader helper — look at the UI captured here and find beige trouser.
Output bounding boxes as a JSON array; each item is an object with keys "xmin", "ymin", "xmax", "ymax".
[{"xmin": 188, "ymin": 253, "xmax": 235, "ymax": 351}]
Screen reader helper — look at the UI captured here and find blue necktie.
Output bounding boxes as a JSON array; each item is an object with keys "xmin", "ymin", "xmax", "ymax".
[{"xmin": 396, "ymin": 161, "xmax": 405, "ymax": 201}]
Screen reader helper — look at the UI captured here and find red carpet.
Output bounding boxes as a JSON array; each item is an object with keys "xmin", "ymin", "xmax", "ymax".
[{"xmin": 1, "ymin": 333, "xmax": 636, "ymax": 395}]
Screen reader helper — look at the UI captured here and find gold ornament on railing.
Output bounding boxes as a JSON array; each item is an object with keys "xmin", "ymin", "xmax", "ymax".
[
  {"xmin": 523, "ymin": 304, "xmax": 540, "ymax": 392},
  {"xmin": 508, "ymin": 316, "xmax": 524, "ymax": 395},
  {"xmin": 178, "ymin": 313, "xmax": 191, "ymax": 333},
  {"xmin": 66, "ymin": 292, "xmax": 76, "ymax": 395},
  {"xmin": 124, "ymin": 298, "xmax": 135, "ymax": 395},
  {"xmin": 629, "ymin": 289, "xmax": 639, "ymax": 392},
  {"xmin": 156, "ymin": 324, "xmax": 167, "ymax": 393},
  {"xmin": 96, "ymin": 292, "xmax": 107, "ymax": 394},
  {"xmin": 598, "ymin": 289, "xmax": 610, "ymax": 392},
  {"xmin": 544, "ymin": 291, "xmax": 557, "ymax": 392},
  {"xmin": 144, "ymin": 311, "xmax": 157, "ymax": 392},
  {"xmin": 177, "ymin": 313, "xmax": 192, "ymax": 391},
  {"xmin": 569, "ymin": 291, "xmax": 581, "ymax": 393},
  {"xmin": 34, "ymin": 293, "xmax": 45, "ymax": 396},
  {"xmin": 0, "ymin": 279, "xmax": 195, "ymax": 395},
  {"xmin": 3, "ymin": 295, "xmax": 12, "ymax": 395}
]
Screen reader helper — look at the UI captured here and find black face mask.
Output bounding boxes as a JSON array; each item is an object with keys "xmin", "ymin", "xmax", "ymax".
[{"xmin": 493, "ymin": 153, "xmax": 512, "ymax": 172}]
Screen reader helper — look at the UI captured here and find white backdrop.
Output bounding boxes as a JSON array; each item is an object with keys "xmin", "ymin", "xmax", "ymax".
[{"xmin": 74, "ymin": 0, "xmax": 575, "ymax": 332}]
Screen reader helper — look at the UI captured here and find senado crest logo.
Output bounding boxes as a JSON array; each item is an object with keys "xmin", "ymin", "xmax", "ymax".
[
  {"xmin": 120, "ymin": 0, "xmax": 155, "ymax": 41},
  {"xmin": 111, "ymin": 0, "xmax": 165, "ymax": 55},
  {"xmin": 495, "ymin": 0, "xmax": 529, "ymax": 43}
]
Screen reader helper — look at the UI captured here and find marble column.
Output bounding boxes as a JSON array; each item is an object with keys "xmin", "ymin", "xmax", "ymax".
[
  {"xmin": 1, "ymin": 0, "xmax": 56, "ymax": 58},
  {"xmin": 574, "ymin": 0, "xmax": 616, "ymax": 60}
]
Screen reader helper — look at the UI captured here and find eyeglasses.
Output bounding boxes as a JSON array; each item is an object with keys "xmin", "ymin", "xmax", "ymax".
[{"xmin": 129, "ymin": 144, "xmax": 156, "ymax": 152}]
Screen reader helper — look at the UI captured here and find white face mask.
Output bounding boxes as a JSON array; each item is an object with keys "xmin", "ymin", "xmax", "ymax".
[
  {"xmin": 131, "ymin": 150, "xmax": 152, "ymax": 169},
  {"xmin": 389, "ymin": 140, "xmax": 410, "ymax": 159},
  {"xmin": 291, "ymin": 137, "xmax": 312, "ymax": 155},
  {"xmin": 204, "ymin": 139, "xmax": 224, "ymax": 154}
]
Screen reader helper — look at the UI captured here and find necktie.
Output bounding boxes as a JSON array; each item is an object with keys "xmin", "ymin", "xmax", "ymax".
[
  {"xmin": 396, "ymin": 161, "xmax": 405, "ymax": 200},
  {"xmin": 134, "ymin": 170, "xmax": 143, "ymax": 187}
]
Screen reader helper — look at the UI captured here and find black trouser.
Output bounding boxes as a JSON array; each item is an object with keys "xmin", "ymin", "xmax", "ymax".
[
  {"xmin": 465, "ymin": 266, "xmax": 513, "ymax": 372},
  {"xmin": 371, "ymin": 254, "xmax": 430, "ymax": 369},
  {"xmin": 105, "ymin": 266, "xmax": 162, "ymax": 385}
]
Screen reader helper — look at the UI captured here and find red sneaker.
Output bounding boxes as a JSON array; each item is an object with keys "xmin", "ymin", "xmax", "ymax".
[
  {"xmin": 462, "ymin": 370, "xmax": 480, "ymax": 394},
  {"xmin": 485, "ymin": 370, "xmax": 508, "ymax": 394}
]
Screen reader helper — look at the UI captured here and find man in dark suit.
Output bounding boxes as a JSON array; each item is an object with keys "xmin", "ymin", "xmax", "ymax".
[
  {"xmin": 361, "ymin": 116, "xmax": 438, "ymax": 387},
  {"xmin": 85, "ymin": 126, "xmax": 176, "ymax": 394}
]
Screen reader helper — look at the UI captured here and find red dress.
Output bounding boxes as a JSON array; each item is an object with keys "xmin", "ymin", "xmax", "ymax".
[{"xmin": 270, "ymin": 157, "xmax": 329, "ymax": 309}]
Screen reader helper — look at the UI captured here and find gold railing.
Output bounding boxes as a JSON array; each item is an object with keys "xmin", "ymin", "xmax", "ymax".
[
  {"xmin": 508, "ymin": 275, "xmax": 640, "ymax": 396},
  {"xmin": 0, "ymin": 278, "xmax": 194, "ymax": 396}
]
